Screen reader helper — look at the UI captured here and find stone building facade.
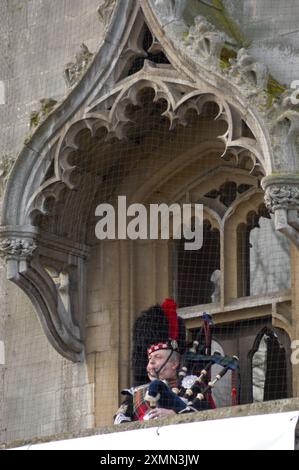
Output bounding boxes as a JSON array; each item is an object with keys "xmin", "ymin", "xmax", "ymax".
[{"xmin": 1, "ymin": 0, "xmax": 299, "ymax": 445}]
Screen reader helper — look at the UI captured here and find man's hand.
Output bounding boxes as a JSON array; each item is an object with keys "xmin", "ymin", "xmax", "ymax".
[{"xmin": 147, "ymin": 408, "xmax": 176, "ymax": 419}]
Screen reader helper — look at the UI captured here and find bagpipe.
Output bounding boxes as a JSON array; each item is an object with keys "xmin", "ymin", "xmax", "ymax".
[{"xmin": 145, "ymin": 313, "xmax": 240, "ymax": 412}]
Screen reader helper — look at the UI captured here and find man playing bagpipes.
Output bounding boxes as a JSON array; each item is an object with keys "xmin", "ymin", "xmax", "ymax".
[{"xmin": 114, "ymin": 299, "xmax": 239, "ymax": 424}]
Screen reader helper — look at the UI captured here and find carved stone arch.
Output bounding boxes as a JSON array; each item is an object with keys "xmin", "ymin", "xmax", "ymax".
[
  {"xmin": 223, "ymin": 188, "xmax": 266, "ymax": 227},
  {"xmin": 1, "ymin": 0, "xmax": 298, "ymax": 362},
  {"xmin": 130, "ymin": 142, "xmax": 226, "ymax": 205},
  {"xmin": 224, "ymin": 189, "xmax": 291, "ymax": 301},
  {"xmin": 25, "ymin": 76, "xmax": 265, "ymax": 245},
  {"xmin": 248, "ymin": 326, "xmax": 291, "ymax": 402}
]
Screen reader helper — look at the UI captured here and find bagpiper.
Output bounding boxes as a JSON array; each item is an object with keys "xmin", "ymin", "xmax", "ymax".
[{"xmin": 114, "ymin": 298, "xmax": 212, "ymax": 424}]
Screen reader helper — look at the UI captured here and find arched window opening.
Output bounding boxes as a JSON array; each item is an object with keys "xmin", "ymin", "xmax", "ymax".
[
  {"xmin": 205, "ymin": 181, "xmax": 252, "ymax": 208},
  {"xmin": 237, "ymin": 205, "xmax": 290, "ymax": 297},
  {"xmin": 249, "ymin": 327, "xmax": 290, "ymax": 403},
  {"xmin": 126, "ymin": 24, "xmax": 170, "ymax": 77},
  {"xmin": 175, "ymin": 220, "xmax": 220, "ymax": 308},
  {"xmin": 190, "ymin": 318, "xmax": 291, "ymax": 407}
]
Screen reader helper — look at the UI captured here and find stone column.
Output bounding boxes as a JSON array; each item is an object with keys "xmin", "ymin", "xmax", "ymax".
[
  {"xmin": 290, "ymin": 243, "xmax": 299, "ymax": 397},
  {"xmin": 0, "ymin": 259, "xmax": 6, "ymax": 444},
  {"xmin": 262, "ymin": 174, "xmax": 299, "ymax": 397},
  {"xmin": 262, "ymin": 175, "xmax": 299, "ymax": 248}
]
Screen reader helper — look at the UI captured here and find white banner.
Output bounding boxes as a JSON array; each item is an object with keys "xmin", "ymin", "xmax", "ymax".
[{"xmin": 15, "ymin": 411, "xmax": 299, "ymax": 451}]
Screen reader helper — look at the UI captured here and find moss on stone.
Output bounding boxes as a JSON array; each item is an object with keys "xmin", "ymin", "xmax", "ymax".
[
  {"xmin": 211, "ymin": 0, "xmax": 249, "ymax": 47},
  {"xmin": 185, "ymin": 0, "xmax": 249, "ymax": 48},
  {"xmin": 40, "ymin": 98, "xmax": 58, "ymax": 116},
  {"xmin": 220, "ymin": 46, "xmax": 237, "ymax": 69},
  {"xmin": 266, "ymin": 76, "xmax": 287, "ymax": 108},
  {"xmin": 30, "ymin": 111, "xmax": 40, "ymax": 129},
  {"xmin": 30, "ymin": 98, "xmax": 57, "ymax": 129},
  {"xmin": 185, "ymin": 1, "xmax": 287, "ymax": 106}
]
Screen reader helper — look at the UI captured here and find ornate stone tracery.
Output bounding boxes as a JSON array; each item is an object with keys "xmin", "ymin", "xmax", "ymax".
[
  {"xmin": 186, "ymin": 15, "xmax": 230, "ymax": 66},
  {"xmin": 1, "ymin": 0, "xmax": 299, "ymax": 361}
]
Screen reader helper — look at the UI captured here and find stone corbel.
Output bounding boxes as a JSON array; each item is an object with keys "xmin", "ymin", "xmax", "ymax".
[
  {"xmin": 0, "ymin": 226, "xmax": 86, "ymax": 362},
  {"xmin": 262, "ymin": 175, "xmax": 299, "ymax": 248}
]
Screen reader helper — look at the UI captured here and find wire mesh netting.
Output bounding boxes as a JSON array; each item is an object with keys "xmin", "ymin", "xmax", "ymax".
[{"xmin": 0, "ymin": 0, "xmax": 297, "ymax": 446}]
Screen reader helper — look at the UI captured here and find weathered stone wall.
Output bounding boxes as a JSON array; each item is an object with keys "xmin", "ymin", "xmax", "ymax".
[
  {"xmin": 0, "ymin": 0, "xmax": 105, "ymax": 445},
  {"xmin": 4, "ymin": 282, "xmax": 95, "ymax": 442},
  {"xmin": 0, "ymin": 0, "xmax": 105, "ymax": 158}
]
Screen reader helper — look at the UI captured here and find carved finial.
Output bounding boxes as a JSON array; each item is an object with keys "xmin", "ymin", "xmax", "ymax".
[
  {"xmin": 30, "ymin": 98, "xmax": 58, "ymax": 129},
  {"xmin": 265, "ymin": 89, "xmax": 299, "ymax": 172},
  {"xmin": 185, "ymin": 15, "xmax": 229, "ymax": 67},
  {"xmin": 64, "ymin": 44, "xmax": 94, "ymax": 88},
  {"xmin": 228, "ymin": 48, "xmax": 269, "ymax": 93}
]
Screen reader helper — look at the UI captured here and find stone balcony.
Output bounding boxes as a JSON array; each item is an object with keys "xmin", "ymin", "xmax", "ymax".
[{"xmin": 2, "ymin": 398, "xmax": 299, "ymax": 450}]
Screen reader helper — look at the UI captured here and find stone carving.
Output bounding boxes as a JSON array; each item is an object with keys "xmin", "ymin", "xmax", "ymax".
[
  {"xmin": 228, "ymin": 48, "xmax": 269, "ymax": 94},
  {"xmin": 0, "ymin": 230, "xmax": 86, "ymax": 361},
  {"xmin": 159, "ymin": 7, "xmax": 299, "ymax": 176},
  {"xmin": 211, "ymin": 269, "xmax": 221, "ymax": 303},
  {"xmin": 266, "ymin": 89, "xmax": 299, "ymax": 172},
  {"xmin": 184, "ymin": 17, "xmax": 269, "ymax": 98},
  {"xmin": 262, "ymin": 175, "xmax": 299, "ymax": 249},
  {"xmin": 0, "ymin": 155, "xmax": 14, "ymax": 193},
  {"xmin": 264, "ymin": 184, "xmax": 299, "ymax": 212},
  {"xmin": 97, "ymin": 0, "xmax": 116, "ymax": 27},
  {"xmin": 38, "ymin": 80, "xmax": 236, "ymax": 210},
  {"xmin": 45, "ymin": 268, "xmax": 73, "ymax": 328},
  {"xmin": 0, "ymin": 238, "xmax": 37, "ymax": 260},
  {"xmin": 27, "ymin": 66, "xmax": 267, "ymax": 223},
  {"xmin": 186, "ymin": 15, "xmax": 228, "ymax": 66},
  {"xmin": 152, "ymin": 0, "xmax": 187, "ymax": 22},
  {"xmin": 56, "ymin": 272, "xmax": 70, "ymax": 313},
  {"xmin": 30, "ymin": 98, "xmax": 58, "ymax": 129},
  {"xmin": 149, "ymin": 0, "xmax": 299, "ymax": 176},
  {"xmin": 64, "ymin": 44, "xmax": 93, "ymax": 88},
  {"xmin": 151, "ymin": 0, "xmax": 188, "ymax": 35}
]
